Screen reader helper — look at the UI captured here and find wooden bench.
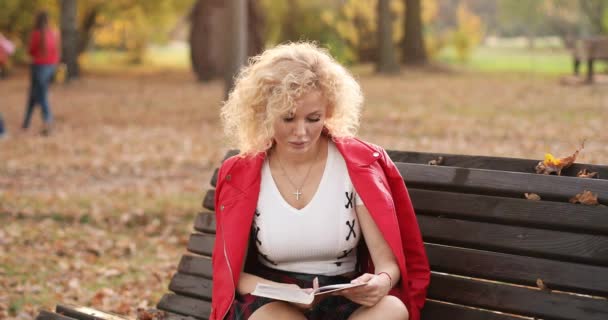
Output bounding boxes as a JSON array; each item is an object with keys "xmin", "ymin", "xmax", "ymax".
[
  {"xmin": 571, "ymin": 36, "xmax": 608, "ymax": 83},
  {"xmin": 37, "ymin": 150, "xmax": 608, "ymax": 320}
]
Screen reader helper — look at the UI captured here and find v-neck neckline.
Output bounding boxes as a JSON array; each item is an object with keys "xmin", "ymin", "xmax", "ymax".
[{"xmin": 266, "ymin": 142, "xmax": 333, "ymax": 213}]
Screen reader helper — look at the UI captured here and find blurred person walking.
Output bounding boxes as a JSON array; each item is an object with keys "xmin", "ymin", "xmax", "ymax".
[
  {"xmin": 0, "ymin": 32, "xmax": 15, "ymax": 139},
  {"xmin": 22, "ymin": 11, "xmax": 60, "ymax": 136},
  {"xmin": 0, "ymin": 32, "xmax": 15, "ymax": 78}
]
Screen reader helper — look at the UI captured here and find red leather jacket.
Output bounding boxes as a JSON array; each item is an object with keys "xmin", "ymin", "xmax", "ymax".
[{"xmin": 210, "ymin": 137, "xmax": 430, "ymax": 320}]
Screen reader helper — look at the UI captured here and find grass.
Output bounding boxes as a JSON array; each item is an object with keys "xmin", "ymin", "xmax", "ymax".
[
  {"xmin": 437, "ymin": 46, "xmax": 575, "ymax": 75},
  {"xmin": 80, "ymin": 40, "xmax": 608, "ymax": 76}
]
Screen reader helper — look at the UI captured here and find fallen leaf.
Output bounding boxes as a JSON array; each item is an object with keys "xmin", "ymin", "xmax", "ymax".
[
  {"xmin": 536, "ymin": 278, "xmax": 548, "ymax": 290},
  {"xmin": 524, "ymin": 193, "xmax": 541, "ymax": 201},
  {"xmin": 577, "ymin": 168, "xmax": 599, "ymax": 179},
  {"xmin": 535, "ymin": 141, "xmax": 584, "ymax": 175},
  {"xmin": 569, "ymin": 191, "xmax": 599, "ymax": 206},
  {"xmin": 428, "ymin": 156, "xmax": 444, "ymax": 166},
  {"xmin": 67, "ymin": 278, "xmax": 80, "ymax": 290},
  {"xmin": 101, "ymin": 268, "xmax": 121, "ymax": 278},
  {"xmin": 114, "ymin": 301, "xmax": 131, "ymax": 315},
  {"xmin": 137, "ymin": 308, "xmax": 167, "ymax": 320}
]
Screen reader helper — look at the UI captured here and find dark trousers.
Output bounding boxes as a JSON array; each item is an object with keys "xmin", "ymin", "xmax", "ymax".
[
  {"xmin": 0, "ymin": 112, "xmax": 5, "ymax": 135},
  {"xmin": 22, "ymin": 64, "xmax": 55, "ymax": 128}
]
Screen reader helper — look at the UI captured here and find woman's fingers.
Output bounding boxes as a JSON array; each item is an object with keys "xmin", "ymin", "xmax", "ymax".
[
  {"xmin": 351, "ymin": 273, "xmax": 374, "ymax": 284},
  {"xmin": 341, "ymin": 274, "xmax": 390, "ymax": 306}
]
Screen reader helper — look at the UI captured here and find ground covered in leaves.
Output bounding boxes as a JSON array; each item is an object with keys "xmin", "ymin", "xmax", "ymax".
[{"xmin": 1, "ymin": 67, "xmax": 607, "ymax": 319}]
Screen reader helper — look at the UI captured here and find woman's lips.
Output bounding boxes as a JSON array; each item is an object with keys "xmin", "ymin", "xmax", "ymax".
[{"xmin": 289, "ymin": 141, "xmax": 308, "ymax": 148}]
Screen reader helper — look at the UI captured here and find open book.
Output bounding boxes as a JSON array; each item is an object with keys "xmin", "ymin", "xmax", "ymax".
[{"xmin": 251, "ymin": 280, "xmax": 366, "ymax": 304}]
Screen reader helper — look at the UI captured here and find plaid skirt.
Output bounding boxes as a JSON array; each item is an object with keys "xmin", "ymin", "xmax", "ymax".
[{"xmin": 225, "ymin": 265, "xmax": 361, "ymax": 320}]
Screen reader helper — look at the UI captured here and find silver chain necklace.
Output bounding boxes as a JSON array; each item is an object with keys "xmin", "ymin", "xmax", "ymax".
[{"xmin": 274, "ymin": 145, "xmax": 321, "ymax": 200}]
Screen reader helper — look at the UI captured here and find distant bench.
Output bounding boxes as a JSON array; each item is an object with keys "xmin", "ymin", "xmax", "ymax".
[
  {"xmin": 37, "ymin": 150, "xmax": 608, "ymax": 320},
  {"xmin": 570, "ymin": 36, "xmax": 608, "ymax": 83}
]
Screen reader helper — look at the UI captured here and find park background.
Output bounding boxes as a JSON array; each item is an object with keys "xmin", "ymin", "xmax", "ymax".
[{"xmin": 1, "ymin": 0, "xmax": 607, "ymax": 319}]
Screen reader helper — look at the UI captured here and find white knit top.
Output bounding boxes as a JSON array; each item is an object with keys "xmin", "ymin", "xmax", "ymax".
[{"xmin": 254, "ymin": 142, "xmax": 363, "ymax": 276}]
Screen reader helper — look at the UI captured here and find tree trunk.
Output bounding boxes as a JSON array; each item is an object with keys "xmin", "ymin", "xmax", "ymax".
[
  {"xmin": 224, "ymin": 0, "xmax": 248, "ymax": 99},
  {"xmin": 190, "ymin": 0, "xmax": 218, "ymax": 81},
  {"xmin": 402, "ymin": 0, "xmax": 427, "ymax": 65},
  {"xmin": 60, "ymin": 0, "xmax": 79, "ymax": 80},
  {"xmin": 579, "ymin": 0, "xmax": 607, "ymax": 35},
  {"xmin": 78, "ymin": 5, "xmax": 102, "ymax": 54},
  {"xmin": 190, "ymin": 0, "xmax": 263, "ymax": 82},
  {"xmin": 377, "ymin": 0, "xmax": 400, "ymax": 74}
]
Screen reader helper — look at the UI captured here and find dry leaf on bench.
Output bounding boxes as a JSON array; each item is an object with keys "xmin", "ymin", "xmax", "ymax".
[
  {"xmin": 569, "ymin": 191, "xmax": 599, "ymax": 206},
  {"xmin": 428, "ymin": 156, "xmax": 444, "ymax": 166},
  {"xmin": 525, "ymin": 193, "xmax": 541, "ymax": 201},
  {"xmin": 137, "ymin": 308, "xmax": 167, "ymax": 320},
  {"xmin": 536, "ymin": 278, "xmax": 548, "ymax": 291},
  {"xmin": 535, "ymin": 141, "xmax": 584, "ymax": 175},
  {"xmin": 577, "ymin": 168, "xmax": 599, "ymax": 179}
]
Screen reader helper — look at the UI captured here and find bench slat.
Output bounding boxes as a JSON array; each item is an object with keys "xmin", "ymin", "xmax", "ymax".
[
  {"xmin": 178, "ymin": 255, "xmax": 213, "ymax": 279},
  {"xmin": 36, "ymin": 310, "xmax": 78, "ymax": 320},
  {"xmin": 398, "ymin": 163, "xmax": 608, "ymax": 203},
  {"xmin": 426, "ymin": 243, "xmax": 608, "ymax": 296},
  {"xmin": 200, "ymin": 188, "xmax": 608, "ymax": 236},
  {"xmin": 428, "ymin": 273, "xmax": 608, "ymax": 320},
  {"xmin": 202, "ymin": 190, "xmax": 214, "ymax": 212},
  {"xmin": 421, "ymin": 300, "xmax": 524, "ymax": 320},
  {"xmin": 194, "ymin": 211, "xmax": 216, "ymax": 234},
  {"xmin": 174, "ymin": 243, "xmax": 608, "ymax": 298},
  {"xmin": 171, "ymin": 257, "xmax": 526, "ymax": 320},
  {"xmin": 210, "ymin": 169, "xmax": 219, "ymax": 188},
  {"xmin": 157, "ymin": 294, "xmax": 211, "ymax": 320},
  {"xmin": 187, "ymin": 233, "xmax": 214, "ymax": 257},
  {"xmin": 411, "ymin": 189, "xmax": 608, "ymax": 235},
  {"xmin": 387, "ymin": 150, "xmax": 608, "ymax": 179},
  {"xmin": 217, "ymin": 150, "xmax": 608, "ymax": 180},
  {"xmin": 169, "ymin": 273, "xmax": 212, "ymax": 300},
  {"xmin": 54, "ymin": 305, "xmax": 129, "ymax": 320},
  {"xmin": 418, "ymin": 215, "xmax": 608, "ymax": 266}
]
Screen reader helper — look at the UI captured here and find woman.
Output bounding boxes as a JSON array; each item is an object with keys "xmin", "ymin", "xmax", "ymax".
[
  {"xmin": 22, "ymin": 11, "xmax": 60, "ymax": 135},
  {"xmin": 212, "ymin": 42, "xmax": 429, "ymax": 320}
]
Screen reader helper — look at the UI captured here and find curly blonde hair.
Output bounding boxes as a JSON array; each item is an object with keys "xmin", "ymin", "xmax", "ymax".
[{"xmin": 221, "ymin": 42, "xmax": 363, "ymax": 155}]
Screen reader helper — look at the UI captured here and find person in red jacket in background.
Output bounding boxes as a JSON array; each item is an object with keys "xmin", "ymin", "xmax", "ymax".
[{"xmin": 22, "ymin": 11, "xmax": 60, "ymax": 136}]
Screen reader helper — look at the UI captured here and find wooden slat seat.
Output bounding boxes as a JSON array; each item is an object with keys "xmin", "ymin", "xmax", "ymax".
[{"xmin": 36, "ymin": 150, "xmax": 608, "ymax": 320}]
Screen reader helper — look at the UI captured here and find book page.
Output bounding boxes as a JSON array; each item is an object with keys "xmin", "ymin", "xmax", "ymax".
[
  {"xmin": 251, "ymin": 282, "xmax": 367, "ymax": 304},
  {"xmin": 251, "ymin": 283, "xmax": 315, "ymax": 304},
  {"xmin": 314, "ymin": 282, "xmax": 367, "ymax": 296}
]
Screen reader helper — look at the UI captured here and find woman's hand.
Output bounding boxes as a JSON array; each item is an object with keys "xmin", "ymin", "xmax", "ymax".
[{"xmin": 338, "ymin": 273, "xmax": 392, "ymax": 307}]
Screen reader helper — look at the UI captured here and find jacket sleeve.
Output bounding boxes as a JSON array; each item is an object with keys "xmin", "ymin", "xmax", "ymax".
[
  {"xmin": 210, "ymin": 159, "xmax": 229, "ymax": 320},
  {"xmin": 382, "ymin": 148, "xmax": 430, "ymax": 320}
]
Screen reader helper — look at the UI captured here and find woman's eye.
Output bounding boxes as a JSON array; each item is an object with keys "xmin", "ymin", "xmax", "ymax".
[
  {"xmin": 282, "ymin": 117, "xmax": 294, "ymax": 122},
  {"xmin": 308, "ymin": 118, "xmax": 321, "ymax": 122}
]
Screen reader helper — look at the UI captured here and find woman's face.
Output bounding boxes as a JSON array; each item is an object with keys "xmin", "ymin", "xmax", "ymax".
[{"xmin": 272, "ymin": 90, "xmax": 328, "ymax": 156}]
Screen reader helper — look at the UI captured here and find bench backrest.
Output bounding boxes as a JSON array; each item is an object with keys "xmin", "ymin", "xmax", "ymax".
[
  {"xmin": 572, "ymin": 36, "xmax": 608, "ymax": 60},
  {"xmin": 157, "ymin": 150, "xmax": 608, "ymax": 320}
]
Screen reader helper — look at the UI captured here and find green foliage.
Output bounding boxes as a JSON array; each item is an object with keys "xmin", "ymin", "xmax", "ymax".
[
  {"xmin": 604, "ymin": 8, "xmax": 608, "ymax": 34},
  {"xmin": 451, "ymin": 2, "xmax": 484, "ymax": 63},
  {"xmin": 0, "ymin": 0, "xmax": 59, "ymax": 63},
  {"xmin": 89, "ymin": 0, "xmax": 194, "ymax": 63},
  {"xmin": 0, "ymin": 0, "xmax": 194, "ymax": 65},
  {"xmin": 258, "ymin": 0, "xmax": 355, "ymax": 64}
]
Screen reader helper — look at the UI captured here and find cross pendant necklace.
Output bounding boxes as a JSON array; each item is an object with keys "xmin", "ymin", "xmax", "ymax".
[{"xmin": 275, "ymin": 144, "xmax": 321, "ymax": 200}]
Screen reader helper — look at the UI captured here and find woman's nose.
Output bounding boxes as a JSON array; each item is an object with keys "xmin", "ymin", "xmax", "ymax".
[{"xmin": 293, "ymin": 120, "xmax": 306, "ymax": 136}]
